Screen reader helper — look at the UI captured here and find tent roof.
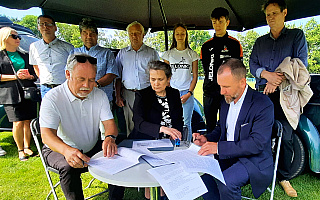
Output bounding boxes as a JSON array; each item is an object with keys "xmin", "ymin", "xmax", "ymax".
[{"xmin": 1, "ymin": 0, "xmax": 320, "ymax": 32}]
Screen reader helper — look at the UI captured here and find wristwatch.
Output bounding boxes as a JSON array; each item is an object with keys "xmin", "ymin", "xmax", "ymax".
[
  {"xmin": 188, "ymin": 90, "xmax": 193, "ymax": 95},
  {"xmin": 95, "ymin": 81, "xmax": 101, "ymax": 88},
  {"xmin": 105, "ymin": 135, "xmax": 117, "ymax": 140}
]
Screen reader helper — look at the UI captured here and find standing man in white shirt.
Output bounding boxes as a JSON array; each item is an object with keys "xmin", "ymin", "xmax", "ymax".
[
  {"xmin": 115, "ymin": 21, "xmax": 159, "ymax": 136},
  {"xmin": 29, "ymin": 15, "xmax": 74, "ymax": 98}
]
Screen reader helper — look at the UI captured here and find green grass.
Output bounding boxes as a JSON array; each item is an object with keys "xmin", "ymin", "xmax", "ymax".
[
  {"xmin": 0, "ymin": 81, "xmax": 319, "ymax": 199},
  {"xmin": 1, "ymin": 131, "xmax": 320, "ymax": 200}
]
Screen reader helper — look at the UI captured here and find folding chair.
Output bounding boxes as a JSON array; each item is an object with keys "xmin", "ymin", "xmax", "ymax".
[
  {"xmin": 30, "ymin": 118, "xmax": 109, "ymax": 200},
  {"xmin": 269, "ymin": 120, "xmax": 283, "ymax": 200},
  {"xmin": 241, "ymin": 120, "xmax": 283, "ymax": 200}
]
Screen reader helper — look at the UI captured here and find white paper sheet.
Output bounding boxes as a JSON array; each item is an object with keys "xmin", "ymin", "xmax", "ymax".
[
  {"xmin": 132, "ymin": 139, "xmax": 173, "ymax": 149},
  {"xmin": 142, "ymin": 155, "xmax": 173, "ymax": 167},
  {"xmin": 88, "ymin": 155, "xmax": 139, "ymax": 175},
  {"xmin": 157, "ymin": 143, "xmax": 226, "ymax": 185},
  {"xmin": 88, "ymin": 147, "xmax": 145, "ymax": 175},
  {"xmin": 147, "ymin": 163, "xmax": 208, "ymax": 200}
]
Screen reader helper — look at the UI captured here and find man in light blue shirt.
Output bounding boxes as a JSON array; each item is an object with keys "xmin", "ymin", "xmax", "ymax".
[
  {"xmin": 70, "ymin": 18, "xmax": 118, "ymax": 103},
  {"xmin": 115, "ymin": 21, "xmax": 159, "ymax": 136},
  {"xmin": 30, "ymin": 15, "xmax": 74, "ymax": 98}
]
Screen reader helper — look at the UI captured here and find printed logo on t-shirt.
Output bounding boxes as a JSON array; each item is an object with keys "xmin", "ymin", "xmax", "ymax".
[
  {"xmin": 208, "ymin": 54, "xmax": 215, "ymax": 81},
  {"xmin": 171, "ymin": 57, "xmax": 191, "ymax": 72},
  {"xmin": 221, "ymin": 45, "xmax": 229, "ymax": 53},
  {"xmin": 220, "ymin": 54, "xmax": 231, "ymax": 59}
]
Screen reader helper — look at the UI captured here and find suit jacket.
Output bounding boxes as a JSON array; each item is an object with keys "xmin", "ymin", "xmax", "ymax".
[
  {"xmin": 0, "ymin": 50, "xmax": 37, "ymax": 104},
  {"xmin": 206, "ymin": 87, "xmax": 274, "ymax": 198},
  {"xmin": 275, "ymin": 57, "xmax": 313, "ymax": 129},
  {"xmin": 129, "ymin": 86, "xmax": 184, "ymax": 139}
]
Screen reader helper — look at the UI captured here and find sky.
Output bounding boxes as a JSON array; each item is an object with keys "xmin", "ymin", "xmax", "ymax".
[{"xmin": 1, "ymin": 5, "xmax": 320, "ymax": 37}]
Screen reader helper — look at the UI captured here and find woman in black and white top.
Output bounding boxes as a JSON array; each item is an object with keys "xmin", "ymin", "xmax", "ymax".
[
  {"xmin": 129, "ymin": 61, "xmax": 183, "ymax": 140},
  {"xmin": 129, "ymin": 60, "xmax": 183, "ymax": 200}
]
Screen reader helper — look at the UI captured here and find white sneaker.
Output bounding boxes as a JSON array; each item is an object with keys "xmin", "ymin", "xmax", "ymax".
[{"xmin": 0, "ymin": 146, "xmax": 6, "ymax": 156}]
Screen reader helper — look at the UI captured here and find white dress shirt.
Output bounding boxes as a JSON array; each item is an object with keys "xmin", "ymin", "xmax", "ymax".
[{"xmin": 226, "ymin": 85, "xmax": 248, "ymax": 141}]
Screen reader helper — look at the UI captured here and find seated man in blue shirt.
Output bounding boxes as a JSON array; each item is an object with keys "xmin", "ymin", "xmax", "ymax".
[
  {"xmin": 194, "ymin": 58, "xmax": 274, "ymax": 200},
  {"xmin": 249, "ymin": 0, "xmax": 308, "ymax": 197}
]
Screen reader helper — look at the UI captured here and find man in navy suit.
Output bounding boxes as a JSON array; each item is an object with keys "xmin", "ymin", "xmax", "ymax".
[{"xmin": 193, "ymin": 58, "xmax": 274, "ymax": 200}]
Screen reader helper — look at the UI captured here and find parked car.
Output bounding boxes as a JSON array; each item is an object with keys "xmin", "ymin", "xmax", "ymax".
[
  {"xmin": 0, "ymin": 17, "xmax": 39, "ymax": 131},
  {"xmin": 289, "ymin": 74, "xmax": 320, "ymax": 178}
]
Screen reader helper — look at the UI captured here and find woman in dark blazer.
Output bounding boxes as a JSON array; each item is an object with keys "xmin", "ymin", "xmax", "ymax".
[
  {"xmin": 129, "ymin": 60, "xmax": 183, "ymax": 200},
  {"xmin": 0, "ymin": 27, "xmax": 38, "ymax": 161},
  {"xmin": 129, "ymin": 60, "xmax": 183, "ymax": 140}
]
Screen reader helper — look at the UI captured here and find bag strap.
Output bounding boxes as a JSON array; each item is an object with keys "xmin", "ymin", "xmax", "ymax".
[{"xmin": 5, "ymin": 50, "xmax": 26, "ymax": 89}]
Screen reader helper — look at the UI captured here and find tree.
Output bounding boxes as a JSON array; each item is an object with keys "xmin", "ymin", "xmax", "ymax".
[
  {"xmin": 237, "ymin": 30, "xmax": 260, "ymax": 77},
  {"xmin": 55, "ymin": 23, "xmax": 82, "ymax": 48},
  {"xmin": 304, "ymin": 18, "xmax": 320, "ymax": 74},
  {"xmin": 145, "ymin": 30, "xmax": 169, "ymax": 53},
  {"xmin": 188, "ymin": 30, "xmax": 212, "ymax": 75},
  {"xmin": 103, "ymin": 30, "xmax": 130, "ymax": 49},
  {"xmin": 15, "ymin": 15, "xmax": 41, "ymax": 38}
]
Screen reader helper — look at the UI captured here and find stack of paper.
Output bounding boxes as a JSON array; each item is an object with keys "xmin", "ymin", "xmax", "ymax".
[{"xmin": 89, "ymin": 139, "xmax": 226, "ymax": 200}]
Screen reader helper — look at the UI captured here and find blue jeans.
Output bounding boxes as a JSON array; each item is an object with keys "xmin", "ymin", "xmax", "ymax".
[
  {"xmin": 180, "ymin": 90, "xmax": 194, "ymax": 142},
  {"xmin": 40, "ymin": 84, "xmax": 53, "ymax": 99}
]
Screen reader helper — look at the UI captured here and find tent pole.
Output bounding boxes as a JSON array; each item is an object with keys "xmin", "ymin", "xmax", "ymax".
[
  {"xmin": 164, "ymin": 26, "xmax": 168, "ymax": 51},
  {"xmin": 157, "ymin": 0, "xmax": 168, "ymax": 50}
]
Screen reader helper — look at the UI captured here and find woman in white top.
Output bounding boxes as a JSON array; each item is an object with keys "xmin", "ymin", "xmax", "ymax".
[{"xmin": 162, "ymin": 23, "xmax": 199, "ymax": 141}]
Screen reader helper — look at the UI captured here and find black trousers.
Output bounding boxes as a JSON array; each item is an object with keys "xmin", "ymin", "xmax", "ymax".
[
  {"xmin": 268, "ymin": 91, "xmax": 294, "ymax": 181},
  {"xmin": 203, "ymin": 94, "xmax": 223, "ymax": 133},
  {"xmin": 42, "ymin": 141, "xmax": 125, "ymax": 200}
]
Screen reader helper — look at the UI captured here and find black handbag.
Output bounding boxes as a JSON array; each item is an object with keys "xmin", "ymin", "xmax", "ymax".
[
  {"xmin": 9, "ymin": 61, "xmax": 41, "ymax": 102},
  {"xmin": 22, "ymin": 86, "xmax": 41, "ymax": 102}
]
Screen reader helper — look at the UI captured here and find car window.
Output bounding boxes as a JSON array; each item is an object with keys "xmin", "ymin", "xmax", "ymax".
[{"xmin": 16, "ymin": 31, "xmax": 39, "ymax": 53}]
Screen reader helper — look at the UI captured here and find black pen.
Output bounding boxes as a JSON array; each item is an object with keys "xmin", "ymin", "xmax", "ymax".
[{"xmin": 194, "ymin": 129, "xmax": 207, "ymax": 142}]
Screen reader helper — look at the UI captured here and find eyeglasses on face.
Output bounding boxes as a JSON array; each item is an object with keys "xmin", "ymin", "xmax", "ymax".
[
  {"xmin": 74, "ymin": 55, "xmax": 97, "ymax": 65},
  {"xmin": 10, "ymin": 34, "xmax": 21, "ymax": 40},
  {"xmin": 38, "ymin": 22, "xmax": 55, "ymax": 27}
]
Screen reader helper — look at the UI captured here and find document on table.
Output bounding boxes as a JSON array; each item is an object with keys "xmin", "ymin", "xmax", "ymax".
[
  {"xmin": 148, "ymin": 163, "xmax": 208, "ymax": 200},
  {"xmin": 142, "ymin": 155, "xmax": 173, "ymax": 167},
  {"xmin": 132, "ymin": 139, "xmax": 173, "ymax": 149},
  {"xmin": 89, "ymin": 147, "xmax": 147, "ymax": 175},
  {"xmin": 132, "ymin": 144, "xmax": 174, "ymax": 167},
  {"xmin": 157, "ymin": 143, "xmax": 226, "ymax": 185}
]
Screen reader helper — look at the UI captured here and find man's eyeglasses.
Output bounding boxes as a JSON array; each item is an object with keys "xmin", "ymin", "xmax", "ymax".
[
  {"xmin": 38, "ymin": 22, "xmax": 55, "ymax": 27},
  {"xmin": 74, "ymin": 55, "xmax": 97, "ymax": 65},
  {"xmin": 10, "ymin": 34, "xmax": 22, "ymax": 40}
]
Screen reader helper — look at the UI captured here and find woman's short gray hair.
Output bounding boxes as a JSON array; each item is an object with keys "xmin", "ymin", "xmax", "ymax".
[
  {"xmin": 148, "ymin": 61, "xmax": 172, "ymax": 79},
  {"xmin": 66, "ymin": 53, "xmax": 97, "ymax": 75}
]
